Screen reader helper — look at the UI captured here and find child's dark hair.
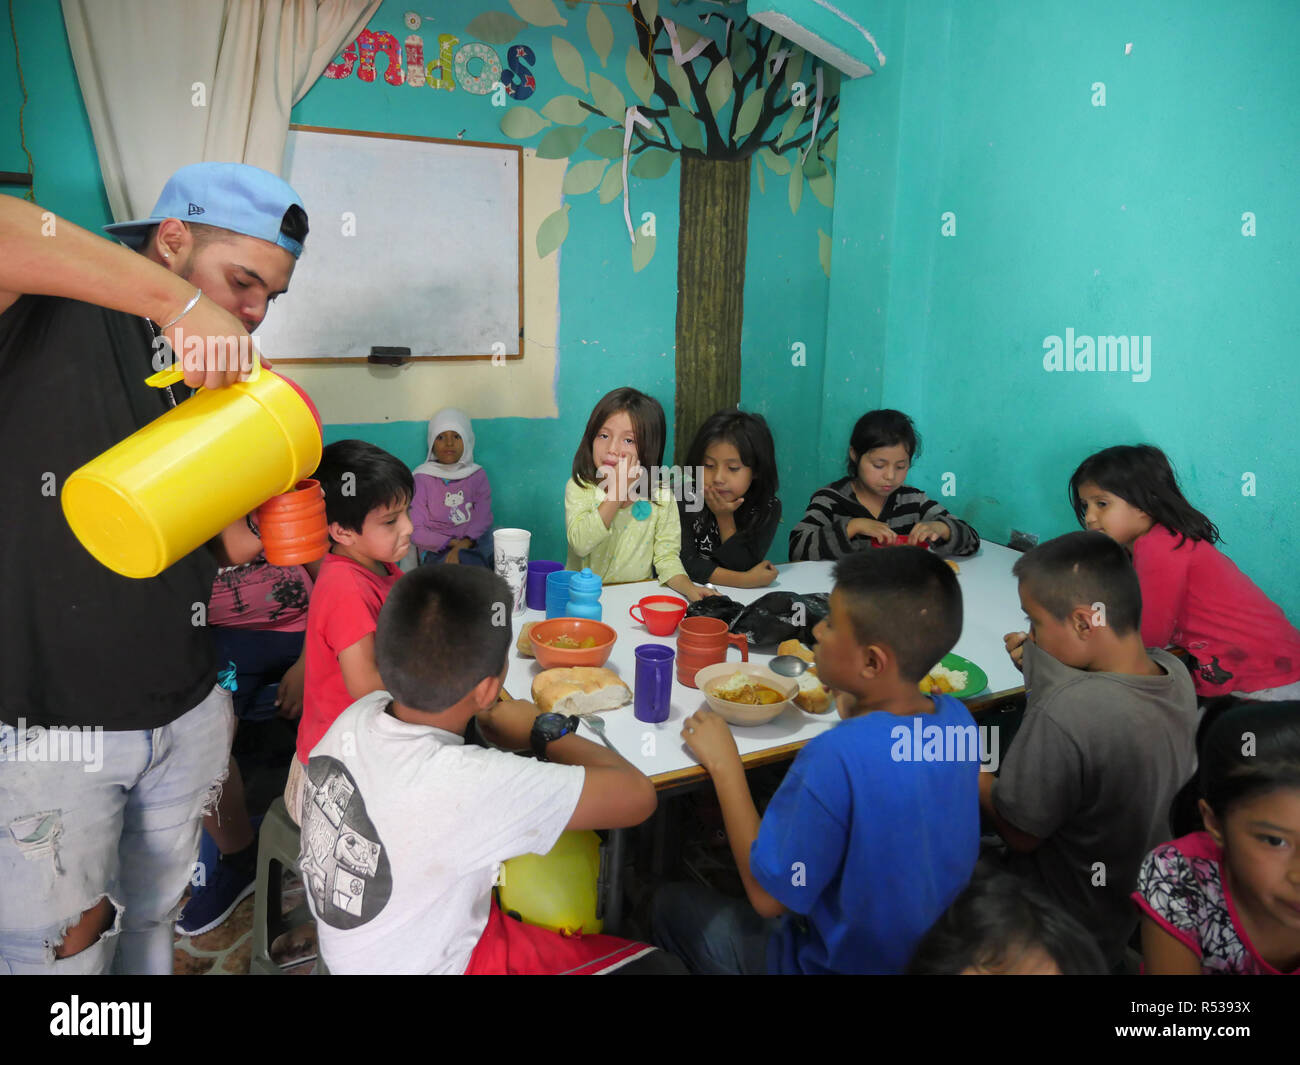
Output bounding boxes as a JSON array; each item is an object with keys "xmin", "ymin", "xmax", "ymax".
[
  {"xmin": 832, "ymin": 547, "xmax": 961, "ymax": 682},
  {"xmin": 1012, "ymin": 531, "xmax": 1142, "ymax": 636},
  {"xmin": 846, "ymin": 409, "xmax": 921, "ymax": 476},
  {"xmin": 1195, "ymin": 699, "xmax": 1300, "ymax": 821},
  {"xmin": 316, "ymin": 439, "xmax": 414, "ymax": 533},
  {"xmin": 375, "ymin": 565, "xmax": 513, "ymax": 712},
  {"xmin": 907, "ymin": 863, "xmax": 1108, "ymax": 975},
  {"xmin": 571, "ymin": 387, "xmax": 666, "ymax": 488},
  {"xmin": 684, "ymin": 409, "xmax": 779, "ymax": 530},
  {"xmin": 1069, "ymin": 444, "xmax": 1220, "ymax": 547}
]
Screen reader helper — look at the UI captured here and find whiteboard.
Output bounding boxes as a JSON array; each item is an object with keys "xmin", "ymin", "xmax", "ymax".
[{"xmin": 259, "ymin": 126, "xmax": 522, "ymax": 360}]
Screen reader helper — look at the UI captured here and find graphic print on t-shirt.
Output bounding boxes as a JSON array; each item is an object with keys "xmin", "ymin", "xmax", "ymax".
[
  {"xmin": 444, "ymin": 487, "xmax": 471, "ymax": 526},
  {"xmin": 300, "ymin": 756, "xmax": 392, "ymax": 928}
]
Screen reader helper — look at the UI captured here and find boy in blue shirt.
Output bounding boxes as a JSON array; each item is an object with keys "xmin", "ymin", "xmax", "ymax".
[{"xmin": 651, "ymin": 547, "xmax": 981, "ymax": 974}]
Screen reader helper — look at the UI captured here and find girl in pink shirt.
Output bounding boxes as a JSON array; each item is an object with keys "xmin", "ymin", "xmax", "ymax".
[
  {"xmin": 1070, "ymin": 445, "xmax": 1300, "ymax": 699},
  {"xmin": 1133, "ymin": 699, "xmax": 1300, "ymax": 974}
]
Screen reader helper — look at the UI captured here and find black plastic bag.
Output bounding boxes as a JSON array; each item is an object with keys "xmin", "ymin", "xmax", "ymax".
[
  {"xmin": 684, "ymin": 594, "xmax": 744, "ymax": 627},
  {"xmin": 730, "ymin": 591, "xmax": 830, "ymax": 650}
]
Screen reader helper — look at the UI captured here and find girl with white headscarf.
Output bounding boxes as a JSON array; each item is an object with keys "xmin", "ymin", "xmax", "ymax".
[{"xmin": 411, "ymin": 408, "xmax": 495, "ymax": 565}]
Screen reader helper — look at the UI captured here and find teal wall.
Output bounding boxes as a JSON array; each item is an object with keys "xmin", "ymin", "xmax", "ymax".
[{"xmin": 825, "ymin": 0, "xmax": 1300, "ymax": 619}]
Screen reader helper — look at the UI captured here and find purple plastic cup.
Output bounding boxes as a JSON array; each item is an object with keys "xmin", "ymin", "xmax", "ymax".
[
  {"xmin": 634, "ymin": 644, "xmax": 675, "ymax": 724},
  {"xmin": 526, "ymin": 560, "xmax": 563, "ymax": 611}
]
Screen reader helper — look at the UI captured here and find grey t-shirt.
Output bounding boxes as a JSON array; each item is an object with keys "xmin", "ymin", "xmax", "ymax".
[{"xmin": 993, "ymin": 642, "xmax": 1198, "ymax": 965}]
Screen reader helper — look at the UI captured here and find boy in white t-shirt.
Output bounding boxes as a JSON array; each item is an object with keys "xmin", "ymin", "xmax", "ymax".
[{"xmin": 300, "ymin": 565, "xmax": 663, "ymax": 974}]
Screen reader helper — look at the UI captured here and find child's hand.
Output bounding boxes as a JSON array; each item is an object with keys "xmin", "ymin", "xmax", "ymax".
[
  {"xmin": 703, "ymin": 484, "xmax": 744, "ymax": 517},
  {"xmin": 445, "ymin": 547, "xmax": 461, "ymax": 565},
  {"xmin": 747, "ymin": 560, "xmax": 778, "ymax": 586},
  {"xmin": 681, "ymin": 709, "xmax": 741, "ymax": 776},
  {"xmin": 598, "ymin": 455, "xmax": 644, "ymax": 507},
  {"xmin": 476, "ymin": 698, "xmax": 542, "ymax": 751},
  {"xmin": 908, "ymin": 521, "xmax": 950, "ymax": 545},
  {"xmin": 275, "ymin": 655, "xmax": 306, "ymax": 720},
  {"xmin": 1004, "ymin": 631, "xmax": 1029, "ymax": 672},
  {"xmin": 847, "ymin": 518, "xmax": 896, "ymax": 544}
]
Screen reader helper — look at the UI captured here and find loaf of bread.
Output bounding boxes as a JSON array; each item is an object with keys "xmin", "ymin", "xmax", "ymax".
[
  {"xmin": 946, "ymin": 559, "xmax": 960, "ymax": 573},
  {"xmin": 531, "ymin": 667, "xmax": 631, "ymax": 715},
  {"xmin": 776, "ymin": 640, "xmax": 832, "ymax": 713},
  {"xmin": 517, "ymin": 622, "xmax": 536, "ymax": 657}
]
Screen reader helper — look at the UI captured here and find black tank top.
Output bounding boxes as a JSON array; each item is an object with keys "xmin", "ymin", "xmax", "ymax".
[{"xmin": 0, "ymin": 295, "xmax": 217, "ymax": 729}]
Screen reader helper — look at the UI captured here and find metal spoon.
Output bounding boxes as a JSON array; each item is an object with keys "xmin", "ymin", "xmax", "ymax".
[
  {"xmin": 581, "ymin": 714, "xmax": 621, "ymax": 755},
  {"xmin": 768, "ymin": 655, "xmax": 811, "ymax": 678}
]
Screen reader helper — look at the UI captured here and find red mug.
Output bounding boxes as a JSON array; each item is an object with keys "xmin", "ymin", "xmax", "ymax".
[
  {"xmin": 629, "ymin": 595, "xmax": 689, "ymax": 636},
  {"xmin": 256, "ymin": 479, "xmax": 329, "ymax": 566},
  {"xmin": 675, "ymin": 616, "xmax": 748, "ymax": 688}
]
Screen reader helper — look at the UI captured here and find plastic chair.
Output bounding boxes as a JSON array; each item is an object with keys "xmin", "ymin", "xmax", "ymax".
[{"xmin": 250, "ymin": 796, "xmax": 318, "ymax": 975}]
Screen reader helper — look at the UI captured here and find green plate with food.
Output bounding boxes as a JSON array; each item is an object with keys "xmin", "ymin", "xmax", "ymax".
[{"xmin": 919, "ymin": 652, "xmax": 988, "ymax": 700}]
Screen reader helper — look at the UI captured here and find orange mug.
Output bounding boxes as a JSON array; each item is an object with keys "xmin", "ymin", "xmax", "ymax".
[
  {"xmin": 256, "ymin": 479, "xmax": 329, "ymax": 566},
  {"xmin": 629, "ymin": 595, "xmax": 689, "ymax": 636},
  {"xmin": 676, "ymin": 616, "xmax": 748, "ymax": 688}
]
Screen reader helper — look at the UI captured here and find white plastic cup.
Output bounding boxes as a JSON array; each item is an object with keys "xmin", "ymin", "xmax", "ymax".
[{"xmin": 493, "ymin": 528, "xmax": 532, "ymax": 614}]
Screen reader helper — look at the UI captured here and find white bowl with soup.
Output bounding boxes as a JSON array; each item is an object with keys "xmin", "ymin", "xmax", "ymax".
[{"xmin": 695, "ymin": 662, "xmax": 798, "ymax": 726}]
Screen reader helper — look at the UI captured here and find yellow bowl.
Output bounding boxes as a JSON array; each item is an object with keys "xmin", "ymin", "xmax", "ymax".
[{"xmin": 695, "ymin": 662, "xmax": 798, "ymax": 727}]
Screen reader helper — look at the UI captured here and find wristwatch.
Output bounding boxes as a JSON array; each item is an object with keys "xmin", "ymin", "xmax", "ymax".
[{"xmin": 530, "ymin": 712, "xmax": 580, "ymax": 761}]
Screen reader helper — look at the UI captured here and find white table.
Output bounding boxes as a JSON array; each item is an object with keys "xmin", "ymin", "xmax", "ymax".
[{"xmin": 504, "ymin": 544, "xmax": 1027, "ymax": 790}]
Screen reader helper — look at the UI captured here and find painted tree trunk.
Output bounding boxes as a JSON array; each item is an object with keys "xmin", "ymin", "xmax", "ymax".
[{"xmin": 674, "ymin": 153, "xmax": 750, "ymax": 466}]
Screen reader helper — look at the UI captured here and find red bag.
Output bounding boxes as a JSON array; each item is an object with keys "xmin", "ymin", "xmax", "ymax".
[{"xmin": 464, "ymin": 896, "xmax": 657, "ymax": 975}]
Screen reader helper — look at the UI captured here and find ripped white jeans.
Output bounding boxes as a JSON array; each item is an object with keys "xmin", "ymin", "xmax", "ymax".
[{"xmin": 0, "ymin": 686, "xmax": 233, "ymax": 974}]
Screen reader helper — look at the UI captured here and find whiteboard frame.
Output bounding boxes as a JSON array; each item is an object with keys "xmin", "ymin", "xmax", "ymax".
[{"xmin": 270, "ymin": 124, "xmax": 524, "ymax": 364}]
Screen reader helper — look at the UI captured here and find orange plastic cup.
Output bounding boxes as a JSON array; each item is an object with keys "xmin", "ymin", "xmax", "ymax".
[{"xmin": 257, "ymin": 479, "xmax": 329, "ymax": 566}]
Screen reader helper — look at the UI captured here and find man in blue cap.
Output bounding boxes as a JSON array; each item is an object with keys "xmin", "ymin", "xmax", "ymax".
[{"xmin": 0, "ymin": 162, "xmax": 309, "ymax": 974}]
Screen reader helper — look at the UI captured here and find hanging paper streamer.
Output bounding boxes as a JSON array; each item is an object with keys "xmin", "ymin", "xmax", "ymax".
[
  {"xmin": 802, "ymin": 65, "xmax": 824, "ymax": 163},
  {"xmin": 661, "ymin": 19, "xmax": 711, "ymax": 65},
  {"xmin": 622, "ymin": 106, "xmax": 654, "ymax": 242},
  {"xmin": 769, "ymin": 48, "xmax": 791, "ymax": 78},
  {"xmin": 454, "ymin": 42, "xmax": 502, "ymax": 95},
  {"xmin": 404, "ymin": 35, "xmax": 426, "ymax": 88},
  {"xmin": 356, "ymin": 29, "xmax": 405, "ymax": 86}
]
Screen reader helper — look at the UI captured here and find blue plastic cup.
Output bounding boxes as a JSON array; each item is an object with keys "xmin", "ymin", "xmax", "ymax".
[
  {"xmin": 634, "ymin": 644, "xmax": 675, "ymax": 724},
  {"xmin": 545, "ymin": 570, "xmax": 576, "ymax": 618}
]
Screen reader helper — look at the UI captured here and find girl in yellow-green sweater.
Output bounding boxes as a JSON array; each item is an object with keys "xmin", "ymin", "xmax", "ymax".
[{"xmin": 565, "ymin": 387, "xmax": 713, "ymax": 602}]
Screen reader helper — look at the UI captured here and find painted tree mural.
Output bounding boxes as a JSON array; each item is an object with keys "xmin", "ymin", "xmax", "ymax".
[{"xmin": 476, "ymin": 0, "xmax": 857, "ymax": 461}]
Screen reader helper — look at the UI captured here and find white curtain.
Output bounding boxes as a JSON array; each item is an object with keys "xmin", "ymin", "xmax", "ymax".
[{"xmin": 62, "ymin": 0, "xmax": 380, "ymax": 221}]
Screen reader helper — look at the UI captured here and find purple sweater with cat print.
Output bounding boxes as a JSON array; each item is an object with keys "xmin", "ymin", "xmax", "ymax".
[{"xmin": 411, "ymin": 468, "xmax": 494, "ymax": 553}]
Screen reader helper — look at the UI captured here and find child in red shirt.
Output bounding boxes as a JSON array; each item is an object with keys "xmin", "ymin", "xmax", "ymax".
[
  {"xmin": 286, "ymin": 439, "xmax": 414, "ymax": 823},
  {"xmin": 1070, "ymin": 445, "xmax": 1300, "ymax": 699}
]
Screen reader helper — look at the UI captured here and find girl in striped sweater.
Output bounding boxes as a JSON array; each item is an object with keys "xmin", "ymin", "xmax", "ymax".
[{"xmin": 789, "ymin": 409, "xmax": 980, "ymax": 562}]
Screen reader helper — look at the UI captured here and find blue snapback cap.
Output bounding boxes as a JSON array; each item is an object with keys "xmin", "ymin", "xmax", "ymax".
[{"xmin": 104, "ymin": 162, "xmax": 308, "ymax": 258}]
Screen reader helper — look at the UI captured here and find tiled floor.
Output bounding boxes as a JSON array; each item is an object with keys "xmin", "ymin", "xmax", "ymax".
[{"xmin": 174, "ymin": 871, "xmax": 319, "ymax": 975}]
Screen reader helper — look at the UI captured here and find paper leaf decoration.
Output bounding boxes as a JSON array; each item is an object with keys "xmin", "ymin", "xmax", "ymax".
[
  {"xmin": 705, "ymin": 58, "xmax": 733, "ymax": 118},
  {"xmin": 730, "ymin": 32, "xmax": 753, "ymax": 79},
  {"xmin": 758, "ymin": 147, "xmax": 791, "ymax": 176},
  {"xmin": 536, "ymin": 125, "xmax": 586, "ymax": 159},
  {"xmin": 552, "ymin": 36, "xmax": 588, "ymax": 92},
  {"xmin": 598, "ymin": 163, "xmax": 624, "ymax": 204},
  {"xmin": 733, "ymin": 91, "xmax": 765, "ymax": 139},
  {"xmin": 632, "ymin": 228, "xmax": 656, "ymax": 273},
  {"xmin": 585, "ymin": 127, "xmax": 625, "ymax": 159},
  {"xmin": 788, "ymin": 165, "xmax": 803, "ymax": 215},
  {"xmin": 666, "ymin": 57, "xmax": 693, "ymax": 112},
  {"xmin": 587, "ymin": 4, "xmax": 614, "ymax": 67},
  {"xmin": 510, "ymin": 0, "xmax": 566, "ymax": 28},
  {"xmin": 802, "ymin": 155, "xmax": 827, "ymax": 179},
  {"xmin": 823, "ymin": 129, "xmax": 838, "ymax": 161},
  {"xmin": 589, "ymin": 72, "xmax": 627, "ymax": 121},
  {"xmin": 777, "ymin": 105, "xmax": 807, "ymax": 149},
  {"xmin": 543, "ymin": 94, "xmax": 589, "ymax": 125},
  {"xmin": 754, "ymin": 155, "xmax": 766, "ymax": 195},
  {"xmin": 466, "ymin": 12, "xmax": 527, "ymax": 45},
  {"xmin": 638, "ymin": 0, "xmax": 659, "ymax": 27},
  {"xmin": 536, "ymin": 203, "xmax": 570, "ymax": 258},
  {"xmin": 631, "ymin": 150, "xmax": 676, "ymax": 179},
  {"xmin": 500, "ymin": 107, "xmax": 550, "ymax": 139},
  {"xmin": 667, "ymin": 105, "xmax": 703, "ymax": 151},
  {"xmin": 626, "ymin": 45, "xmax": 655, "ymax": 105},
  {"xmin": 818, "ymin": 229, "xmax": 831, "ymax": 278},
  {"xmin": 809, "ymin": 170, "xmax": 834, "ymax": 208},
  {"xmin": 562, "ymin": 159, "xmax": 608, "ymax": 195}
]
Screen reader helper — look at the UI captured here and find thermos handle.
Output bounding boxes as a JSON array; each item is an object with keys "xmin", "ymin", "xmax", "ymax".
[{"xmin": 144, "ymin": 340, "xmax": 261, "ymax": 389}]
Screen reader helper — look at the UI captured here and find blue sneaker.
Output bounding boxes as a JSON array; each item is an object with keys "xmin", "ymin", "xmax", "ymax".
[{"xmin": 176, "ymin": 816, "xmax": 263, "ymax": 937}]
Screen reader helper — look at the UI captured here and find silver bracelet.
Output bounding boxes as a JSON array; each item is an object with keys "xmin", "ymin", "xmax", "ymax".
[{"xmin": 159, "ymin": 287, "xmax": 202, "ymax": 330}]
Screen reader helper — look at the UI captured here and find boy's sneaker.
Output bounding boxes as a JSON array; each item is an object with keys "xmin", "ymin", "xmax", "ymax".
[{"xmin": 176, "ymin": 817, "xmax": 263, "ymax": 937}]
